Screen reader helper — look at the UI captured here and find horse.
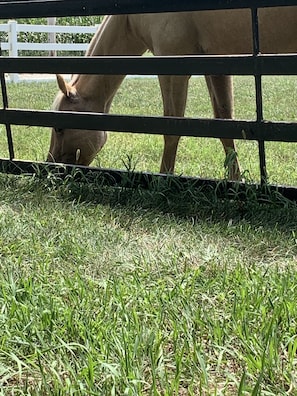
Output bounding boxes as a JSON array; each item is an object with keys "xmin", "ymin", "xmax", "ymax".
[{"xmin": 47, "ymin": 7, "xmax": 297, "ymax": 180}]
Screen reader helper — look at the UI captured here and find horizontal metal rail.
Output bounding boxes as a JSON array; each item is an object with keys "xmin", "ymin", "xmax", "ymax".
[
  {"xmin": 1, "ymin": 109, "xmax": 297, "ymax": 143},
  {"xmin": 0, "ymin": 0, "xmax": 296, "ymax": 18},
  {"xmin": 1, "ymin": 158, "xmax": 297, "ymax": 201},
  {"xmin": 0, "ymin": 54, "xmax": 297, "ymax": 76}
]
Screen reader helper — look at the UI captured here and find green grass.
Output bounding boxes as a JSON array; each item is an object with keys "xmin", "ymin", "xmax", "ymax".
[
  {"xmin": 1, "ymin": 76, "xmax": 297, "ymax": 395},
  {"xmin": 1, "ymin": 173, "xmax": 297, "ymax": 395}
]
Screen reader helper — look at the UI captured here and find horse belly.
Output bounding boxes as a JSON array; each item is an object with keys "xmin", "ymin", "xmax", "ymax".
[
  {"xmin": 130, "ymin": 7, "xmax": 297, "ymax": 56},
  {"xmin": 258, "ymin": 7, "xmax": 297, "ymax": 53},
  {"xmin": 134, "ymin": 11, "xmax": 254, "ymax": 56},
  {"xmin": 192, "ymin": 10, "xmax": 254, "ymax": 55},
  {"xmin": 195, "ymin": 7, "xmax": 297, "ymax": 55}
]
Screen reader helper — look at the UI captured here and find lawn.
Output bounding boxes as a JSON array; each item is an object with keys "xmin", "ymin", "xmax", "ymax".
[{"xmin": 0, "ymin": 76, "xmax": 297, "ymax": 395}]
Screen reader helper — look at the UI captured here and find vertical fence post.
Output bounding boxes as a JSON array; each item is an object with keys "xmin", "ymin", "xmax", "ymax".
[
  {"xmin": 48, "ymin": 17, "xmax": 57, "ymax": 57},
  {"xmin": 8, "ymin": 20, "xmax": 19, "ymax": 83},
  {"xmin": 251, "ymin": 7, "xmax": 267, "ymax": 184},
  {"xmin": 0, "ymin": 49, "xmax": 15, "ymax": 160}
]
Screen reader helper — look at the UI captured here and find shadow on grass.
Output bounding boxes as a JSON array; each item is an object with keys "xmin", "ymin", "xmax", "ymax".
[{"xmin": 10, "ymin": 165, "xmax": 296, "ymax": 233}]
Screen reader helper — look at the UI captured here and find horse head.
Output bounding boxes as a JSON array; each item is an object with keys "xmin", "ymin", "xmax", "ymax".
[{"xmin": 46, "ymin": 74, "xmax": 107, "ymax": 166}]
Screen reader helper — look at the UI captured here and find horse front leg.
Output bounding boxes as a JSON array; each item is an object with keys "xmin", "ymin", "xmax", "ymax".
[
  {"xmin": 205, "ymin": 75, "xmax": 241, "ymax": 181},
  {"xmin": 158, "ymin": 75, "xmax": 189, "ymax": 173}
]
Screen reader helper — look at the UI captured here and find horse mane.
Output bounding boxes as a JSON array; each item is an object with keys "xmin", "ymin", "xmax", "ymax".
[
  {"xmin": 61, "ymin": 16, "xmax": 111, "ymax": 89},
  {"xmin": 86, "ymin": 15, "xmax": 110, "ymax": 57}
]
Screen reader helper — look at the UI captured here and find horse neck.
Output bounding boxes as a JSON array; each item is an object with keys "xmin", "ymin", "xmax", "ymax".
[{"xmin": 73, "ymin": 15, "xmax": 146, "ymax": 112}]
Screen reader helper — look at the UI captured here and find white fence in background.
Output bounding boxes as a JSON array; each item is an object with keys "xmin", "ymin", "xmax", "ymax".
[{"xmin": 0, "ymin": 20, "xmax": 99, "ymax": 82}]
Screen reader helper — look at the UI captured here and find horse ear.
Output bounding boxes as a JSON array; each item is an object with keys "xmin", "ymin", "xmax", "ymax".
[{"xmin": 56, "ymin": 74, "xmax": 77, "ymax": 100}]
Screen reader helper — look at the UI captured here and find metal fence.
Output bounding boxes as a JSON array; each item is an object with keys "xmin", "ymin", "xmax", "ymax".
[{"xmin": 0, "ymin": 0, "xmax": 297, "ymax": 199}]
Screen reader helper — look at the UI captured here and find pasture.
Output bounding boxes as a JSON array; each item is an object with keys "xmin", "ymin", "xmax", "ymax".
[{"xmin": 0, "ymin": 76, "xmax": 297, "ymax": 395}]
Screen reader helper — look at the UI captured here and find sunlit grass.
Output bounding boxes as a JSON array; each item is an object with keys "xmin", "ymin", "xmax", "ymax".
[
  {"xmin": 1, "ymin": 172, "xmax": 297, "ymax": 395},
  {"xmin": 1, "ymin": 73, "xmax": 297, "ymax": 394}
]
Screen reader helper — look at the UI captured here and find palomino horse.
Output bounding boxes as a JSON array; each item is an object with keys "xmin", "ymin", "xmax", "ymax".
[{"xmin": 47, "ymin": 7, "xmax": 297, "ymax": 180}]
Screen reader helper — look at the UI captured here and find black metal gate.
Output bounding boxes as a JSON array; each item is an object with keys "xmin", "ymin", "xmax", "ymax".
[{"xmin": 1, "ymin": 0, "xmax": 297, "ymax": 199}]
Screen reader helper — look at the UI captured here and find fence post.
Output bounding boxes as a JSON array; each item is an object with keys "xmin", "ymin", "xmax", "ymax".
[
  {"xmin": 8, "ymin": 20, "xmax": 19, "ymax": 83},
  {"xmin": 48, "ymin": 17, "xmax": 56, "ymax": 57}
]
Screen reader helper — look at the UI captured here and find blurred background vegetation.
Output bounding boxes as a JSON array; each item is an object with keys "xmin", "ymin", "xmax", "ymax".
[{"xmin": 0, "ymin": 16, "xmax": 104, "ymax": 56}]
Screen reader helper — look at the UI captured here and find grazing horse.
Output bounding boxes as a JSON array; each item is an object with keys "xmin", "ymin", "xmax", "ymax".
[{"xmin": 47, "ymin": 7, "xmax": 297, "ymax": 180}]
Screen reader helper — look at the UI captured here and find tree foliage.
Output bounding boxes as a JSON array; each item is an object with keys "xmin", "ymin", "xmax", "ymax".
[{"xmin": 0, "ymin": 16, "xmax": 104, "ymax": 55}]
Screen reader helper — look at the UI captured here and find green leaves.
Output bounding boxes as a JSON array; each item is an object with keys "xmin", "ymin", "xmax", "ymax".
[{"xmin": 0, "ymin": 16, "xmax": 103, "ymax": 56}]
